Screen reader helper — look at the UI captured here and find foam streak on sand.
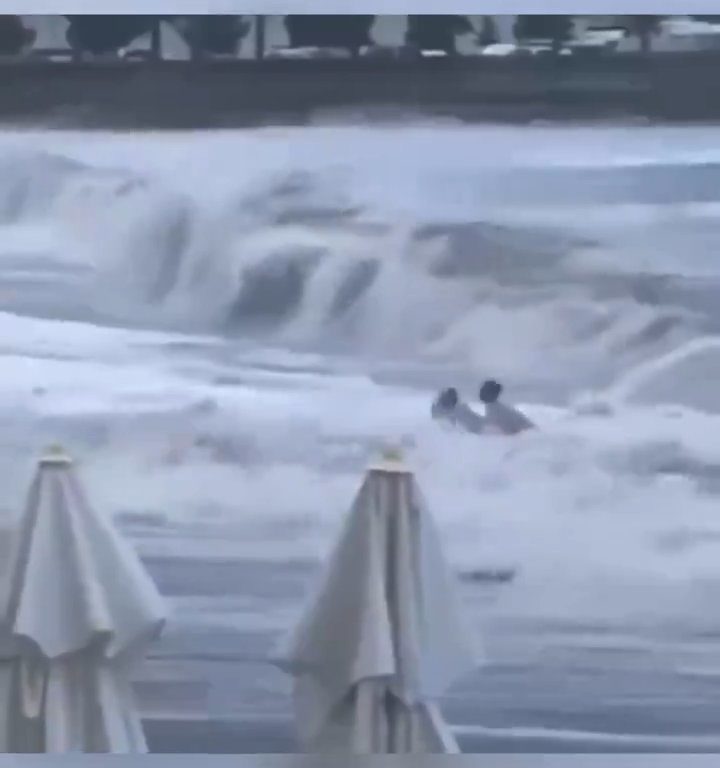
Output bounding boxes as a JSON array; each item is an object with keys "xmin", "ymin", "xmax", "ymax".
[{"xmin": 452, "ymin": 725, "xmax": 720, "ymax": 751}]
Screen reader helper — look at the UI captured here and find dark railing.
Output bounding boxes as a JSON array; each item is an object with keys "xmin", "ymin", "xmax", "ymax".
[{"xmin": 0, "ymin": 41, "xmax": 719, "ymax": 127}]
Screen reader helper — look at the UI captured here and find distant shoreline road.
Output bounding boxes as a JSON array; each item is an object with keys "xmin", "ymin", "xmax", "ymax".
[{"xmin": 0, "ymin": 52, "xmax": 718, "ymax": 129}]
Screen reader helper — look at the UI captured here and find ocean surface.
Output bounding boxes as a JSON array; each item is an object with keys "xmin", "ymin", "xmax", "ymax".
[{"xmin": 1, "ymin": 123, "xmax": 720, "ymax": 752}]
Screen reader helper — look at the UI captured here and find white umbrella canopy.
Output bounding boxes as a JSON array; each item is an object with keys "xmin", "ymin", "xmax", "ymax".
[
  {"xmin": 277, "ymin": 449, "xmax": 479, "ymax": 754},
  {"xmin": 3, "ymin": 446, "xmax": 167, "ymax": 753}
]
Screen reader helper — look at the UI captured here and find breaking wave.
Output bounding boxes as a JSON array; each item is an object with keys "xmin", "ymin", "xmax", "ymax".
[{"xmin": 0, "ymin": 129, "xmax": 718, "ymax": 395}]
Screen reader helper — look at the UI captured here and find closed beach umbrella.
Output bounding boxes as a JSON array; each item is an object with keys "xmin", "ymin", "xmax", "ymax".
[
  {"xmin": 277, "ymin": 449, "xmax": 478, "ymax": 753},
  {"xmin": 3, "ymin": 446, "xmax": 166, "ymax": 753}
]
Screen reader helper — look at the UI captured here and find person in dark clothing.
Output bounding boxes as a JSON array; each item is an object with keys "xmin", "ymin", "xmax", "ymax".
[
  {"xmin": 479, "ymin": 379, "xmax": 535, "ymax": 435},
  {"xmin": 479, "ymin": 379, "xmax": 502, "ymax": 404},
  {"xmin": 432, "ymin": 387, "xmax": 459, "ymax": 418},
  {"xmin": 432, "ymin": 387, "xmax": 485, "ymax": 434}
]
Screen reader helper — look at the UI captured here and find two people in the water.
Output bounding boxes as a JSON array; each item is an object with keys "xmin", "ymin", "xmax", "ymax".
[{"xmin": 432, "ymin": 379, "xmax": 534, "ymax": 436}]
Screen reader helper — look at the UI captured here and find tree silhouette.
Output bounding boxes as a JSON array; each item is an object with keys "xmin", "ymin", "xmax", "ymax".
[
  {"xmin": 0, "ymin": 15, "xmax": 35, "ymax": 55},
  {"xmin": 514, "ymin": 15, "xmax": 574, "ymax": 54},
  {"xmin": 172, "ymin": 16, "xmax": 250, "ymax": 58},
  {"xmin": 65, "ymin": 15, "xmax": 158, "ymax": 56},
  {"xmin": 284, "ymin": 15, "xmax": 374, "ymax": 56},
  {"xmin": 406, "ymin": 15, "xmax": 474, "ymax": 55}
]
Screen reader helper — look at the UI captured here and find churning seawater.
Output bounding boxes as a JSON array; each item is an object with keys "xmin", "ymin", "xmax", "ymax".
[{"xmin": 1, "ymin": 124, "xmax": 720, "ymax": 752}]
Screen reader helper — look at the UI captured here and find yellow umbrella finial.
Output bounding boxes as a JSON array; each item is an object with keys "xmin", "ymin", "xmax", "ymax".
[
  {"xmin": 382, "ymin": 446, "xmax": 403, "ymax": 462},
  {"xmin": 370, "ymin": 444, "xmax": 409, "ymax": 474},
  {"xmin": 40, "ymin": 444, "xmax": 73, "ymax": 467}
]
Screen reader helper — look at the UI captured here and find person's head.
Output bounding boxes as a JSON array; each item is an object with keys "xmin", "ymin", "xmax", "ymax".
[
  {"xmin": 479, "ymin": 379, "xmax": 502, "ymax": 404},
  {"xmin": 438, "ymin": 387, "xmax": 459, "ymax": 409}
]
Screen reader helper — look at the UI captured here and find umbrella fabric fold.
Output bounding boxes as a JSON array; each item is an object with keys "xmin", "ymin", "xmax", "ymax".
[
  {"xmin": 7, "ymin": 654, "xmax": 148, "ymax": 753},
  {"xmin": 3, "ymin": 449, "xmax": 166, "ymax": 753},
  {"xmin": 278, "ymin": 454, "xmax": 478, "ymax": 753}
]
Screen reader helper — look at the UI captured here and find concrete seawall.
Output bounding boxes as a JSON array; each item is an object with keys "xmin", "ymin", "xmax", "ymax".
[{"xmin": 0, "ymin": 52, "xmax": 718, "ymax": 128}]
